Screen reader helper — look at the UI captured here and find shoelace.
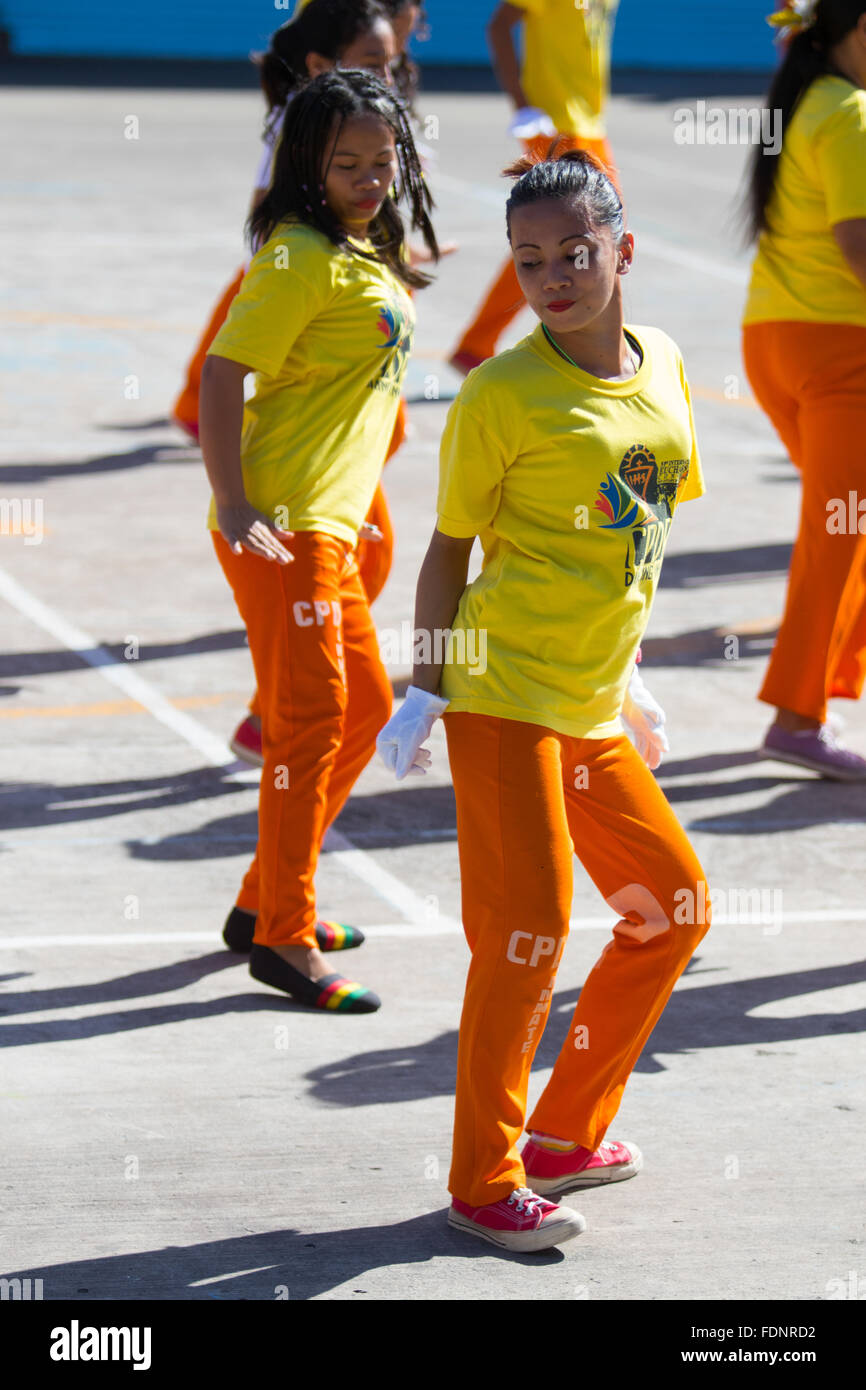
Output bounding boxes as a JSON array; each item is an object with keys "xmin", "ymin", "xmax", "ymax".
[{"xmin": 507, "ymin": 1186, "xmax": 546, "ymax": 1216}]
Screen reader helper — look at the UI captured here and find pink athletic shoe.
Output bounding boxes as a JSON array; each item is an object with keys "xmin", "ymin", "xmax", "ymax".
[
  {"xmin": 229, "ymin": 716, "xmax": 263, "ymax": 769},
  {"xmin": 761, "ymin": 722, "xmax": 866, "ymax": 782},
  {"xmin": 448, "ymin": 1186, "xmax": 586, "ymax": 1252},
  {"xmin": 522, "ymin": 1138, "xmax": 643, "ymax": 1197}
]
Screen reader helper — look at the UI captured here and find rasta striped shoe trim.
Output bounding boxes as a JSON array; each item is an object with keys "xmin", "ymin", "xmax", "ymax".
[
  {"xmin": 249, "ymin": 945, "xmax": 380, "ymax": 1014},
  {"xmin": 315, "ymin": 919, "xmax": 365, "ymax": 951},
  {"xmin": 222, "ymin": 907, "xmax": 365, "ymax": 954}
]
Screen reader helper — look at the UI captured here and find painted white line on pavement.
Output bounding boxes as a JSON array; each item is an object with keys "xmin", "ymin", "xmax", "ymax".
[
  {"xmin": 322, "ymin": 826, "xmax": 460, "ymax": 927},
  {"xmin": 0, "ymin": 564, "xmax": 235, "ymax": 769},
  {"xmin": 3, "ymin": 906, "xmax": 866, "ymax": 952},
  {"xmin": 0, "ymin": 564, "xmax": 459, "ymax": 930}
]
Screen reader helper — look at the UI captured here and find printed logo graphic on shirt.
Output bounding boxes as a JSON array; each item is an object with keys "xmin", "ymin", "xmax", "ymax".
[
  {"xmin": 594, "ymin": 445, "xmax": 690, "ymax": 588},
  {"xmin": 369, "ymin": 299, "xmax": 413, "ymax": 397},
  {"xmin": 595, "ymin": 469, "xmax": 646, "ymax": 530}
]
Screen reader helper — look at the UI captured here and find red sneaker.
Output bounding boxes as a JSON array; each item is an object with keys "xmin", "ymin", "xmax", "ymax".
[
  {"xmin": 523, "ymin": 1137, "xmax": 642, "ymax": 1197},
  {"xmin": 448, "ymin": 1186, "xmax": 585, "ymax": 1252},
  {"xmin": 229, "ymin": 716, "xmax": 263, "ymax": 768}
]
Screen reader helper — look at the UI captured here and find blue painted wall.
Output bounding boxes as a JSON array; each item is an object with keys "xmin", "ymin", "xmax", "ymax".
[{"xmin": 0, "ymin": 1, "xmax": 780, "ymax": 70}]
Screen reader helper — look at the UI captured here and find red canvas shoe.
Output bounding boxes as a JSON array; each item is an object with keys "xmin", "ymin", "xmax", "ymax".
[
  {"xmin": 448, "ymin": 1186, "xmax": 585, "ymax": 1252},
  {"xmin": 229, "ymin": 716, "xmax": 263, "ymax": 768},
  {"xmin": 522, "ymin": 1138, "xmax": 643, "ymax": 1197}
]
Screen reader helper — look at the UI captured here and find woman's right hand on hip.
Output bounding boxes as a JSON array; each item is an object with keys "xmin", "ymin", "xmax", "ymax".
[{"xmin": 216, "ymin": 502, "xmax": 295, "ymax": 563}]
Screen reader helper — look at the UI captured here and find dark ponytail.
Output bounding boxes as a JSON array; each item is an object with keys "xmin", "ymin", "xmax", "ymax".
[
  {"xmin": 503, "ymin": 140, "xmax": 625, "ymax": 246},
  {"xmin": 746, "ymin": 0, "xmax": 866, "ymax": 242},
  {"xmin": 256, "ymin": 0, "xmax": 391, "ymax": 116},
  {"xmin": 247, "ymin": 69, "xmax": 439, "ymax": 290}
]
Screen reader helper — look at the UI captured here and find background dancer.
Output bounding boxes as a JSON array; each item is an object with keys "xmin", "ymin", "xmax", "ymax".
[
  {"xmin": 449, "ymin": 0, "xmax": 620, "ymax": 375},
  {"xmin": 200, "ymin": 70, "xmax": 439, "ymax": 1010},
  {"xmin": 743, "ymin": 0, "xmax": 866, "ymax": 781}
]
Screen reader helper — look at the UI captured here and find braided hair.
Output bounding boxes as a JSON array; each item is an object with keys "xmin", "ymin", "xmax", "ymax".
[
  {"xmin": 503, "ymin": 140, "xmax": 625, "ymax": 246},
  {"xmin": 746, "ymin": 0, "xmax": 866, "ymax": 241},
  {"xmin": 248, "ymin": 69, "xmax": 439, "ymax": 290}
]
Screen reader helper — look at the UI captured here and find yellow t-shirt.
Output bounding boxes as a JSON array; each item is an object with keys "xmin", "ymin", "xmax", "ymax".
[
  {"xmin": 436, "ymin": 322, "xmax": 704, "ymax": 739},
  {"xmin": 743, "ymin": 76, "xmax": 866, "ymax": 328},
  {"xmin": 207, "ymin": 219, "xmax": 414, "ymax": 542},
  {"xmin": 509, "ymin": 0, "xmax": 618, "ymax": 140}
]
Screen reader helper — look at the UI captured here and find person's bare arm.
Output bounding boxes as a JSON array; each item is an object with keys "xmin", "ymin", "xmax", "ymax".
[
  {"xmin": 199, "ymin": 353, "xmax": 293, "ymax": 562},
  {"xmin": 833, "ymin": 218, "xmax": 866, "ymax": 289},
  {"xmin": 487, "ymin": 2, "xmax": 530, "ymax": 110},
  {"xmin": 411, "ymin": 529, "xmax": 476, "ymax": 694}
]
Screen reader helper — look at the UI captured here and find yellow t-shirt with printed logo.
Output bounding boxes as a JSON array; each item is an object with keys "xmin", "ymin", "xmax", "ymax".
[
  {"xmin": 207, "ymin": 218, "xmax": 414, "ymax": 542},
  {"xmin": 743, "ymin": 76, "xmax": 866, "ymax": 328},
  {"xmin": 436, "ymin": 322, "xmax": 704, "ymax": 739},
  {"xmin": 509, "ymin": 0, "xmax": 618, "ymax": 140}
]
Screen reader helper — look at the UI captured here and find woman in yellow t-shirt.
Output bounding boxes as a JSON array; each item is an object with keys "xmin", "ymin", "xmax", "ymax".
[
  {"xmin": 199, "ymin": 69, "xmax": 439, "ymax": 1013},
  {"xmin": 743, "ymin": 1, "xmax": 866, "ymax": 780},
  {"xmin": 378, "ymin": 149, "xmax": 710, "ymax": 1252}
]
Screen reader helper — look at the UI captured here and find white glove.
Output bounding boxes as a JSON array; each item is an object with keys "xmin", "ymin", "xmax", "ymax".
[
  {"xmin": 377, "ymin": 685, "xmax": 450, "ymax": 780},
  {"xmin": 621, "ymin": 666, "xmax": 669, "ymax": 770},
  {"xmin": 507, "ymin": 106, "xmax": 556, "ymax": 140}
]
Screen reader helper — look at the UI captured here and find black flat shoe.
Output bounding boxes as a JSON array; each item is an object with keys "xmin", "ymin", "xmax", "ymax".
[
  {"xmin": 223, "ymin": 907, "xmax": 365, "ymax": 954},
  {"xmin": 248, "ymin": 945, "xmax": 381, "ymax": 1013}
]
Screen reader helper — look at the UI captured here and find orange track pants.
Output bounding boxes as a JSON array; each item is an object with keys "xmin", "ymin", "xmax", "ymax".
[
  {"xmin": 177, "ymin": 268, "xmax": 406, "ymax": 609},
  {"xmin": 245, "ymin": 480, "xmax": 396, "ymax": 725},
  {"xmin": 443, "ymin": 712, "xmax": 711, "ymax": 1207},
  {"xmin": 213, "ymin": 530, "xmax": 391, "ymax": 945},
  {"xmin": 453, "ymin": 134, "xmax": 620, "ymax": 362},
  {"xmin": 743, "ymin": 321, "xmax": 866, "ymax": 721}
]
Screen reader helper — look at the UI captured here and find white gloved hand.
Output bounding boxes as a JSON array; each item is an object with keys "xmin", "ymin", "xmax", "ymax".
[
  {"xmin": 507, "ymin": 106, "xmax": 556, "ymax": 140},
  {"xmin": 377, "ymin": 685, "xmax": 450, "ymax": 780},
  {"xmin": 621, "ymin": 666, "xmax": 669, "ymax": 770}
]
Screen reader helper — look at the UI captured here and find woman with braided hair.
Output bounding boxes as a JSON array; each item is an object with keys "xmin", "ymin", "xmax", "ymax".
[
  {"xmin": 172, "ymin": 0, "xmax": 397, "ymax": 447},
  {"xmin": 743, "ymin": 0, "xmax": 866, "ymax": 779},
  {"xmin": 200, "ymin": 69, "xmax": 439, "ymax": 1013}
]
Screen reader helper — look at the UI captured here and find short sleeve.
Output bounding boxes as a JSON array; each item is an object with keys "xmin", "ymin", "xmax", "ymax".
[
  {"xmin": 676, "ymin": 353, "xmax": 706, "ymax": 504},
  {"xmin": 506, "ymin": 0, "xmax": 547, "ymax": 15},
  {"xmin": 815, "ymin": 93, "xmax": 866, "ymax": 225},
  {"xmin": 436, "ymin": 397, "xmax": 513, "ymax": 538},
  {"xmin": 209, "ymin": 231, "xmax": 330, "ymax": 379}
]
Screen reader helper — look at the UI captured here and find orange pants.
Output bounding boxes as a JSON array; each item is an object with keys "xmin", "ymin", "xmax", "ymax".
[
  {"xmin": 443, "ymin": 712, "xmax": 711, "ymax": 1207},
  {"xmin": 213, "ymin": 529, "xmax": 391, "ymax": 946},
  {"xmin": 453, "ymin": 134, "xmax": 620, "ymax": 362},
  {"xmin": 743, "ymin": 321, "xmax": 866, "ymax": 721},
  {"xmin": 176, "ymin": 267, "xmax": 406, "ymax": 603}
]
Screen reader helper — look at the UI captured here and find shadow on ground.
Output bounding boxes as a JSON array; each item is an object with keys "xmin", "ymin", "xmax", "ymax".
[
  {"xmin": 4, "ymin": 751, "xmax": 861, "ymax": 847},
  {"xmin": 301, "ymin": 955, "xmax": 866, "ymax": 1103},
  {"xmin": 0, "ymin": 1212, "xmax": 566, "ymax": 1302},
  {"xmin": 1, "ymin": 953, "xmax": 863, "ymax": 1071}
]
